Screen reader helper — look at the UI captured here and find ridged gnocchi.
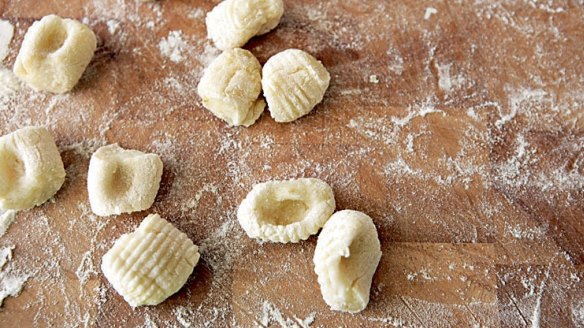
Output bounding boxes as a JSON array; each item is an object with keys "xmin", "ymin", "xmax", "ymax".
[
  {"xmin": 262, "ymin": 49, "xmax": 331, "ymax": 122},
  {"xmin": 197, "ymin": 48, "xmax": 265, "ymax": 127},
  {"xmin": 13, "ymin": 15, "xmax": 97, "ymax": 93},
  {"xmin": 237, "ymin": 178, "xmax": 335, "ymax": 243},
  {"xmin": 101, "ymin": 214, "xmax": 200, "ymax": 307},
  {"xmin": 313, "ymin": 210, "xmax": 382, "ymax": 313},
  {"xmin": 0, "ymin": 127, "xmax": 66, "ymax": 211},
  {"xmin": 87, "ymin": 144, "xmax": 163, "ymax": 216},
  {"xmin": 206, "ymin": 0, "xmax": 284, "ymax": 50}
]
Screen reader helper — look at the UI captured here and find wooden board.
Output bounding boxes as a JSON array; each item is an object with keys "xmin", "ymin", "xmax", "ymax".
[{"xmin": 0, "ymin": 0, "xmax": 583, "ymax": 327}]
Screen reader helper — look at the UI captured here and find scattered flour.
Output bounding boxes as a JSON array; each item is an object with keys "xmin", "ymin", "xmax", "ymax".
[
  {"xmin": 106, "ymin": 19, "xmax": 120, "ymax": 35},
  {"xmin": 435, "ymin": 62, "xmax": 465, "ymax": 95},
  {"xmin": 0, "ymin": 245, "xmax": 28, "ymax": 306},
  {"xmin": 424, "ymin": 7, "xmax": 438, "ymax": 20},
  {"xmin": 159, "ymin": 30, "xmax": 189, "ymax": 63},
  {"xmin": 572, "ymin": 300, "xmax": 584, "ymax": 326},
  {"xmin": 187, "ymin": 8, "xmax": 205, "ymax": 20},
  {"xmin": 260, "ymin": 301, "xmax": 316, "ymax": 328}
]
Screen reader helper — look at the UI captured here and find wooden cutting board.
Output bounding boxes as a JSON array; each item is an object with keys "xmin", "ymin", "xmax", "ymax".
[{"xmin": 0, "ymin": 1, "xmax": 583, "ymax": 327}]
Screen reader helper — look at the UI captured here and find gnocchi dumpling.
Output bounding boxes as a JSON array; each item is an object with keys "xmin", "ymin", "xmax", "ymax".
[
  {"xmin": 206, "ymin": 0, "xmax": 284, "ymax": 50},
  {"xmin": 13, "ymin": 14, "xmax": 97, "ymax": 93},
  {"xmin": 237, "ymin": 178, "xmax": 335, "ymax": 243},
  {"xmin": 262, "ymin": 49, "xmax": 330, "ymax": 122},
  {"xmin": 197, "ymin": 48, "xmax": 265, "ymax": 127},
  {"xmin": 87, "ymin": 144, "xmax": 163, "ymax": 216},
  {"xmin": 0, "ymin": 127, "xmax": 66, "ymax": 211},
  {"xmin": 101, "ymin": 214, "xmax": 200, "ymax": 307},
  {"xmin": 313, "ymin": 210, "xmax": 382, "ymax": 313}
]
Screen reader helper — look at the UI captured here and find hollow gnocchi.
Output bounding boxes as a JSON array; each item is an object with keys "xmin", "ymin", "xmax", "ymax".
[
  {"xmin": 13, "ymin": 14, "xmax": 96, "ymax": 93},
  {"xmin": 87, "ymin": 144, "xmax": 163, "ymax": 216},
  {"xmin": 237, "ymin": 178, "xmax": 335, "ymax": 243},
  {"xmin": 262, "ymin": 49, "xmax": 330, "ymax": 122},
  {"xmin": 0, "ymin": 126, "xmax": 66, "ymax": 211},
  {"xmin": 206, "ymin": 0, "xmax": 284, "ymax": 50},
  {"xmin": 197, "ymin": 48, "xmax": 265, "ymax": 127},
  {"xmin": 101, "ymin": 214, "xmax": 200, "ymax": 307},
  {"xmin": 313, "ymin": 210, "xmax": 382, "ymax": 313}
]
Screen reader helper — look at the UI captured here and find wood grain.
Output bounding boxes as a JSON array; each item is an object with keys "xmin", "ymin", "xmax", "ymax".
[{"xmin": 0, "ymin": 0, "xmax": 583, "ymax": 327}]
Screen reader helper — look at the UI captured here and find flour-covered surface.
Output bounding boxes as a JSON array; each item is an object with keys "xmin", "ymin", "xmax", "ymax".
[{"xmin": 0, "ymin": 0, "xmax": 583, "ymax": 327}]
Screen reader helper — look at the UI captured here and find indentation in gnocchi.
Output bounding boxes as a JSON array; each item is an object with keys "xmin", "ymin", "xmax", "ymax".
[
  {"xmin": 313, "ymin": 210, "xmax": 382, "ymax": 313},
  {"xmin": 257, "ymin": 198, "xmax": 308, "ymax": 226},
  {"xmin": 262, "ymin": 49, "xmax": 330, "ymax": 122},
  {"xmin": 197, "ymin": 48, "xmax": 265, "ymax": 127},
  {"xmin": 101, "ymin": 214, "xmax": 200, "ymax": 307},
  {"xmin": 0, "ymin": 149, "xmax": 24, "ymax": 190},
  {"xmin": 87, "ymin": 144, "xmax": 163, "ymax": 216},
  {"xmin": 206, "ymin": 0, "xmax": 284, "ymax": 50},
  {"xmin": 0, "ymin": 126, "xmax": 66, "ymax": 211},
  {"xmin": 237, "ymin": 178, "xmax": 335, "ymax": 243},
  {"xmin": 39, "ymin": 22, "xmax": 67, "ymax": 54},
  {"xmin": 13, "ymin": 14, "xmax": 97, "ymax": 93}
]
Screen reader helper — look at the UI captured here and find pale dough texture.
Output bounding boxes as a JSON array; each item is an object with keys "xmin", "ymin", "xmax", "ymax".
[
  {"xmin": 206, "ymin": 0, "xmax": 284, "ymax": 50},
  {"xmin": 237, "ymin": 178, "xmax": 335, "ymax": 243},
  {"xmin": 87, "ymin": 144, "xmax": 163, "ymax": 216},
  {"xmin": 197, "ymin": 48, "xmax": 265, "ymax": 127},
  {"xmin": 262, "ymin": 49, "xmax": 330, "ymax": 122},
  {"xmin": 101, "ymin": 214, "xmax": 200, "ymax": 307},
  {"xmin": 0, "ymin": 126, "xmax": 65, "ymax": 211},
  {"xmin": 313, "ymin": 210, "xmax": 382, "ymax": 313},
  {"xmin": 13, "ymin": 14, "xmax": 96, "ymax": 93}
]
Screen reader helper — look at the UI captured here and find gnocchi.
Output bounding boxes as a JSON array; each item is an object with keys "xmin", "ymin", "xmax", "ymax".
[
  {"xmin": 206, "ymin": 0, "xmax": 284, "ymax": 50},
  {"xmin": 87, "ymin": 144, "xmax": 163, "ymax": 216},
  {"xmin": 262, "ymin": 49, "xmax": 330, "ymax": 122},
  {"xmin": 101, "ymin": 214, "xmax": 200, "ymax": 307},
  {"xmin": 313, "ymin": 210, "xmax": 382, "ymax": 313},
  {"xmin": 197, "ymin": 48, "xmax": 265, "ymax": 127},
  {"xmin": 13, "ymin": 14, "xmax": 96, "ymax": 93},
  {"xmin": 0, "ymin": 127, "xmax": 66, "ymax": 211},
  {"xmin": 237, "ymin": 178, "xmax": 335, "ymax": 243}
]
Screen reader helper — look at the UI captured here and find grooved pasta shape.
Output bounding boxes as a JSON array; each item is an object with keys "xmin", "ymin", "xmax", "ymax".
[
  {"xmin": 262, "ymin": 49, "xmax": 331, "ymax": 122},
  {"xmin": 0, "ymin": 126, "xmax": 66, "ymax": 211},
  {"xmin": 237, "ymin": 178, "xmax": 335, "ymax": 243},
  {"xmin": 313, "ymin": 210, "xmax": 382, "ymax": 313},
  {"xmin": 101, "ymin": 214, "xmax": 200, "ymax": 307},
  {"xmin": 87, "ymin": 144, "xmax": 163, "ymax": 216},
  {"xmin": 197, "ymin": 48, "xmax": 265, "ymax": 127},
  {"xmin": 13, "ymin": 15, "xmax": 97, "ymax": 93},
  {"xmin": 206, "ymin": 0, "xmax": 284, "ymax": 50}
]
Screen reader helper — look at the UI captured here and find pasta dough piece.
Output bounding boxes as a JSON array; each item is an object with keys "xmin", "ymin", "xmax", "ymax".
[
  {"xmin": 0, "ymin": 126, "xmax": 65, "ymax": 211},
  {"xmin": 313, "ymin": 210, "xmax": 382, "ymax": 313},
  {"xmin": 206, "ymin": 0, "xmax": 284, "ymax": 50},
  {"xmin": 87, "ymin": 144, "xmax": 163, "ymax": 216},
  {"xmin": 237, "ymin": 178, "xmax": 335, "ymax": 243},
  {"xmin": 197, "ymin": 48, "xmax": 265, "ymax": 127},
  {"xmin": 13, "ymin": 14, "xmax": 96, "ymax": 93},
  {"xmin": 262, "ymin": 49, "xmax": 330, "ymax": 122},
  {"xmin": 101, "ymin": 214, "xmax": 200, "ymax": 307}
]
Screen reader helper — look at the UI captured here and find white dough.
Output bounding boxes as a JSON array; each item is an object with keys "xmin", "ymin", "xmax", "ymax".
[
  {"xmin": 262, "ymin": 49, "xmax": 330, "ymax": 122},
  {"xmin": 206, "ymin": 0, "xmax": 284, "ymax": 50},
  {"xmin": 0, "ymin": 127, "xmax": 65, "ymax": 211},
  {"xmin": 101, "ymin": 214, "xmax": 200, "ymax": 307},
  {"xmin": 87, "ymin": 144, "xmax": 163, "ymax": 216},
  {"xmin": 237, "ymin": 178, "xmax": 335, "ymax": 243},
  {"xmin": 13, "ymin": 15, "xmax": 96, "ymax": 93},
  {"xmin": 197, "ymin": 48, "xmax": 265, "ymax": 127},
  {"xmin": 313, "ymin": 210, "xmax": 382, "ymax": 313}
]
